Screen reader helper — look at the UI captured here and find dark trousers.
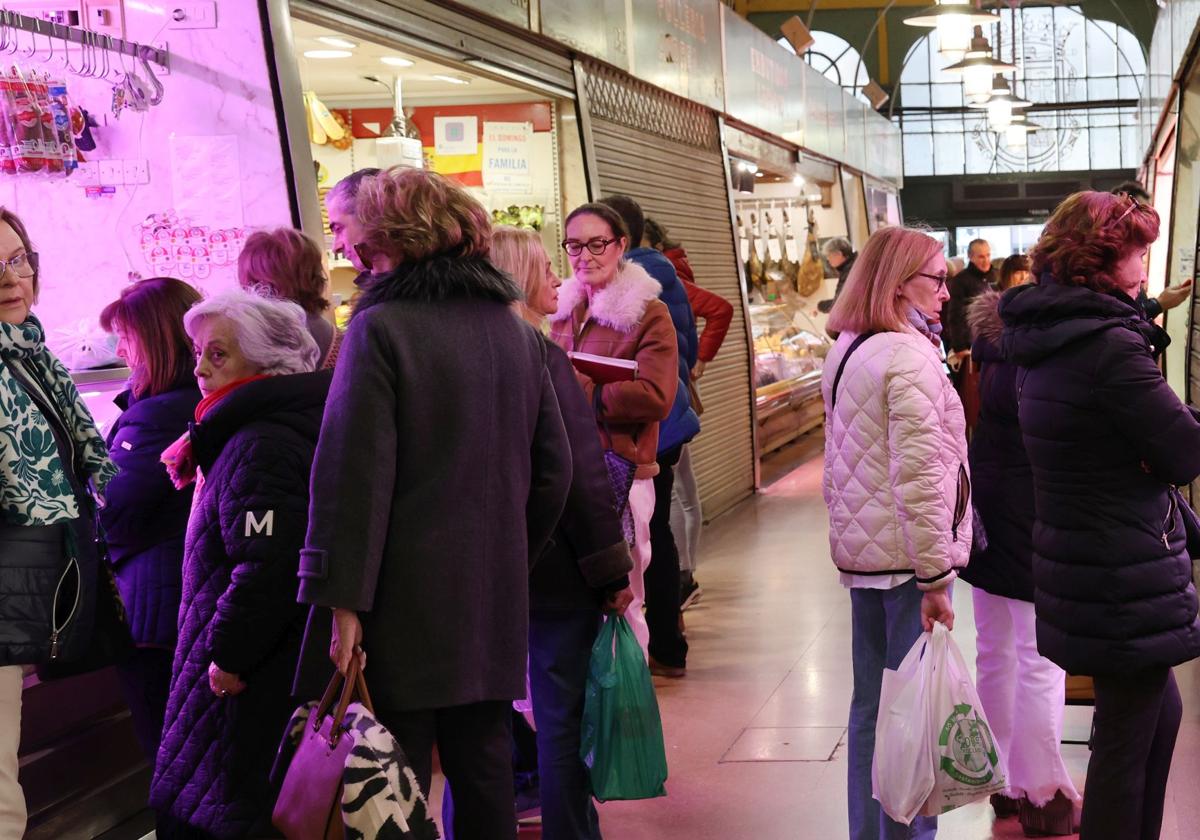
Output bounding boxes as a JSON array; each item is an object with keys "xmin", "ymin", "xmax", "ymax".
[
  {"xmin": 530, "ymin": 609, "xmax": 603, "ymax": 840},
  {"xmin": 116, "ymin": 646, "xmax": 173, "ymax": 762},
  {"xmin": 647, "ymin": 444, "xmax": 688, "ymax": 668},
  {"xmin": 378, "ymin": 701, "xmax": 516, "ymax": 840},
  {"xmin": 1080, "ymin": 667, "xmax": 1181, "ymax": 840}
]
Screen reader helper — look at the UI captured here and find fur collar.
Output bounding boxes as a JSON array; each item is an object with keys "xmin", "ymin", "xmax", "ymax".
[
  {"xmin": 354, "ymin": 255, "xmax": 521, "ymax": 317},
  {"xmin": 968, "ymin": 288, "xmax": 1003, "ymax": 346},
  {"xmin": 549, "ymin": 260, "xmax": 662, "ymax": 332}
]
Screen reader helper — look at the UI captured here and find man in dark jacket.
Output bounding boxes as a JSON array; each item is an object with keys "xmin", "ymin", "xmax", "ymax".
[
  {"xmin": 600, "ymin": 194, "xmax": 697, "ymax": 677},
  {"xmin": 942, "ymin": 238, "xmax": 997, "ymax": 363},
  {"xmin": 816, "ymin": 237, "xmax": 856, "ymax": 314}
]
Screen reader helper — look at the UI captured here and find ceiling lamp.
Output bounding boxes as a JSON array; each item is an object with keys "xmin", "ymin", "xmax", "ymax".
[
  {"xmin": 316, "ymin": 36, "xmax": 358, "ymax": 49},
  {"xmin": 968, "ymin": 74, "xmax": 1029, "ymax": 127},
  {"xmin": 943, "ymin": 26, "xmax": 1017, "ymax": 100},
  {"xmin": 381, "ymin": 56, "xmax": 415, "ymax": 68},
  {"xmin": 904, "ymin": 0, "xmax": 999, "ymax": 60},
  {"xmin": 303, "ymin": 49, "xmax": 352, "ymax": 59},
  {"xmin": 1004, "ymin": 114, "xmax": 1040, "ymax": 150}
]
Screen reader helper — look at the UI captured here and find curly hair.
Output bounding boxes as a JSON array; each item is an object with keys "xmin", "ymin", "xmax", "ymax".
[
  {"xmin": 238, "ymin": 228, "xmax": 329, "ymax": 314},
  {"xmin": 1030, "ymin": 191, "xmax": 1159, "ymax": 294},
  {"xmin": 355, "ymin": 167, "xmax": 491, "ymax": 265}
]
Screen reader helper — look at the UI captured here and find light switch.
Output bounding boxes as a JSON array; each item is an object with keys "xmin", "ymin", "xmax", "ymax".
[
  {"xmin": 74, "ymin": 160, "xmax": 99, "ymax": 186},
  {"xmin": 98, "ymin": 160, "xmax": 123, "ymax": 186},
  {"xmin": 168, "ymin": 1, "xmax": 217, "ymax": 29},
  {"xmin": 122, "ymin": 159, "xmax": 149, "ymax": 185}
]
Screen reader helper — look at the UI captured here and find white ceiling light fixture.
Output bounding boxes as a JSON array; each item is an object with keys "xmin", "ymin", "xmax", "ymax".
[
  {"xmin": 380, "ymin": 56, "xmax": 415, "ymax": 68},
  {"xmin": 903, "ymin": 0, "xmax": 999, "ymax": 61},
  {"xmin": 1004, "ymin": 113, "xmax": 1040, "ymax": 150},
  {"xmin": 970, "ymin": 75, "xmax": 1030, "ymax": 130},
  {"xmin": 316, "ymin": 36, "xmax": 358, "ymax": 49},
  {"xmin": 943, "ymin": 26, "xmax": 1017, "ymax": 100},
  {"xmin": 303, "ymin": 49, "xmax": 353, "ymax": 59},
  {"xmin": 432, "ymin": 74, "xmax": 471, "ymax": 85}
]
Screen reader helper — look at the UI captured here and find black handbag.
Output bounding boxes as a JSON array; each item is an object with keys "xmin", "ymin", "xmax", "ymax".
[{"xmin": 594, "ymin": 386, "xmax": 638, "ymax": 545}]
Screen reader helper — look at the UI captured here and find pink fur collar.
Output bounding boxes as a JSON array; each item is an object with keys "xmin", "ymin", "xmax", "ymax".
[{"xmin": 549, "ymin": 260, "xmax": 662, "ymax": 332}]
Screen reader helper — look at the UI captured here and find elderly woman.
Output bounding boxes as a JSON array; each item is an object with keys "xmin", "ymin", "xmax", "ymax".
[
  {"xmin": 238, "ymin": 227, "xmax": 342, "ymax": 368},
  {"xmin": 299, "ymin": 168, "xmax": 570, "ymax": 840},
  {"xmin": 149, "ymin": 289, "xmax": 329, "ymax": 840},
  {"xmin": 99, "ymin": 277, "xmax": 202, "ymax": 764},
  {"xmin": 492, "ymin": 226, "xmax": 632, "ymax": 837},
  {"xmin": 1001, "ymin": 191, "xmax": 1200, "ymax": 840},
  {"xmin": 548, "ymin": 202, "xmax": 680, "ymax": 659},
  {"xmin": 0, "ymin": 208, "xmax": 116, "ymax": 839},
  {"xmin": 822, "ymin": 225, "xmax": 964, "ymax": 840}
]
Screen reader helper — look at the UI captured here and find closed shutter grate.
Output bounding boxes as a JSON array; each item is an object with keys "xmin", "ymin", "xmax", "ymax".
[{"xmin": 578, "ymin": 62, "xmax": 755, "ymax": 518}]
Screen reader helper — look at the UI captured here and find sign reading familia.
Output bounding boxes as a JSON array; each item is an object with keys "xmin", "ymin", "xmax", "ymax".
[{"xmin": 482, "ymin": 121, "xmax": 533, "ymax": 194}]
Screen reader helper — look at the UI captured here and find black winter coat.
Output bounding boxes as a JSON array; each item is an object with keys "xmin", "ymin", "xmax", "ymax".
[
  {"xmin": 961, "ymin": 290, "xmax": 1034, "ymax": 602},
  {"xmin": 1000, "ymin": 281, "xmax": 1200, "ymax": 676},
  {"xmin": 150, "ymin": 371, "xmax": 330, "ymax": 839},
  {"xmin": 531, "ymin": 341, "xmax": 631, "ymax": 611},
  {"xmin": 101, "ymin": 386, "xmax": 200, "ymax": 648},
  {"xmin": 943, "ymin": 264, "xmax": 995, "ymax": 354},
  {"xmin": 299, "ymin": 256, "xmax": 571, "ymax": 712}
]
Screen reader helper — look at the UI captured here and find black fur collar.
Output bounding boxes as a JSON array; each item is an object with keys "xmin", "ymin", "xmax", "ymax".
[{"xmin": 354, "ymin": 255, "xmax": 522, "ymax": 317}]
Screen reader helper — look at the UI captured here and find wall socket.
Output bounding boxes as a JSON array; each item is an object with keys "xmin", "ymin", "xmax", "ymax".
[
  {"xmin": 98, "ymin": 159, "xmax": 122, "ymax": 186},
  {"xmin": 168, "ymin": 2, "xmax": 216, "ymax": 29},
  {"xmin": 122, "ymin": 158, "xmax": 148, "ymax": 185},
  {"xmin": 88, "ymin": 159, "xmax": 148, "ymax": 187}
]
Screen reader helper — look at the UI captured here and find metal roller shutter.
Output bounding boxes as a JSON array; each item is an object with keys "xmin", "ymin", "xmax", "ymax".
[{"xmin": 575, "ymin": 61, "xmax": 755, "ymax": 518}]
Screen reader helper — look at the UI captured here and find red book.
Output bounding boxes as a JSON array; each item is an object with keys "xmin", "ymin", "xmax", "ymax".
[{"xmin": 568, "ymin": 351, "xmax": 638, "ymax": 383}]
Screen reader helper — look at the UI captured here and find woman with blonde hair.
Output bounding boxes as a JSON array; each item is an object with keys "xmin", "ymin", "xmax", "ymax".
[
  {"xmin": 238, "ymin": 227, "xmax": 341, "ymax": 368},
  {"xmin": 1002, "ymin": 191, "xmax": 1200, "ymax": 840},
  {"xmin": 822, "ymin": 225, "xmax": 967, "ymax": 840},
  {"xmin": 491, "ymin": 226, "xmax": 632, "ymax": 838},
  {"xmin": 300, "ymin": 170, "xmax": 571, "ymax": 840}
]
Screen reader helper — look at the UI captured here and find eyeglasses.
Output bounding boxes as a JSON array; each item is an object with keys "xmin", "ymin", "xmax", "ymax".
[
  {"xmin": 910, "ymin": 271, "xmax": 947, "ymax": 292},
  {"xmin": 562, "ymin": 238, "xmax": 618, "ymax": 257},
  {"xmin": 0, "ymin": 252, "xmax": 36, "ymax": 278}
]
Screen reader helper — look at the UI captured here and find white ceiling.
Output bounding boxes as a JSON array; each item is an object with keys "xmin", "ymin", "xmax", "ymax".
[{"xmin": 291, "ymin": 18, "xmax": 528, "ymax": 108}]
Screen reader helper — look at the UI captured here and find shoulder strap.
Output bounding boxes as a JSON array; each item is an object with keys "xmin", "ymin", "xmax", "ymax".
[{"xmin": 831, "ymin": 331, "xmax": 877, "ymax": 412}]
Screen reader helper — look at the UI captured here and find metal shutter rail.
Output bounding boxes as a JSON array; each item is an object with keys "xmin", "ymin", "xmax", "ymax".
[{"xmin": 577, "ymin": 62, "xmax": 755, "ymax": 518}]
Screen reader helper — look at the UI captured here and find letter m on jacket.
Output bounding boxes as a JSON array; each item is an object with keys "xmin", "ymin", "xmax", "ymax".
[{"xmin": 244, "ymin": 510, "xmax": 275, "ymax": 538}]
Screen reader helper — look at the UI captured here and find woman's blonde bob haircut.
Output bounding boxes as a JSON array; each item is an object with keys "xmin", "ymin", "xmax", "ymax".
[
  {"xmin": 490, "ymin": 226, "xmax": 547, "ymax": 326},
  {"xmin": 355, "ymin": 166, "xmax": 492, "ymax": 265},
  {"xmin": 826, "ymin": 226, "xmax": 943, "ymax": 337}
]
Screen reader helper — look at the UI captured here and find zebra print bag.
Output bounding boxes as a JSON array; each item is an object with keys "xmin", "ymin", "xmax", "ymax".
[{"xmin": 272, "ymin": 662, "xmax": 438, "ymax": 840}]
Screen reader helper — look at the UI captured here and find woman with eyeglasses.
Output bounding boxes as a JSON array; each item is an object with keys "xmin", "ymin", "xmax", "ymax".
[
  {"xmin": 0, "ymin": 208, "xmax": 117, "ymax": 839},
  {"xmin": 821, "ymin": 225, "xmax": 966, "ymax": 840},
  {"xmin": 1001, "ymin": 191, "xmax": 1200, "ymax": 840},
  {"xmin": 548, "ymin": 202, "xmax": 680, "ymax": 657}
]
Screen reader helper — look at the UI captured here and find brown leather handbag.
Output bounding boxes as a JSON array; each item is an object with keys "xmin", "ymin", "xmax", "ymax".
[{"xmin": 273, "ymin": 657, "xmax": 373, "ymax": 840}]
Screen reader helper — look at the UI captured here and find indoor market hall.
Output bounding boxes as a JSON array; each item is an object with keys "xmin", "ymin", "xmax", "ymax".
[{"xmin": 2, "ymin": 0, "xmax": 1198, "ymax": 839}]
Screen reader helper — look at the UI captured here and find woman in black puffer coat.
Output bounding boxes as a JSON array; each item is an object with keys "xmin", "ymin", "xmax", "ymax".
[
  {"xmin": 964, "ymin": 286, "xmax": 1080, "ymax": 835},
  {"xmin": 1000, "ymin": 191, "xmax": 1200, "ymax": 840},
  {"xmin": 100, "ymin": 277, "xmax": 202, "ymax": 762},
  {"xmin": 149, "ymin": 289, "xmax": 329, "ymax": 840}
]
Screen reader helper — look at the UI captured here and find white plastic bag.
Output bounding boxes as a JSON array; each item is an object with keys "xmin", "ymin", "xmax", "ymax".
[
  {"xmin": 871, "ymin": 629, "xmax": 937, "ymax": 825},
  {"xmin": 919, "ymin": 621, "xmax": 1006, "ymax": 816}
]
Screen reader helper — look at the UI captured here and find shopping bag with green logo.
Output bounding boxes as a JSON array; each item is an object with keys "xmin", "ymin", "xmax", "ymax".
[
  {"xmin": 579, "ymin": 616, "xmax": 669, "ymax": 801},
  {"xmin": 918, "ymin": 621, "xmax": 1007, "ymax": 816}
]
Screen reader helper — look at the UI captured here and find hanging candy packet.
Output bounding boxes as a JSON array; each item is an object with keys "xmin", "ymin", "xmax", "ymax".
[
  {"xmin": 47, "ymin": 77, "xmax": 77, "ymax": 175},
  {"xmin": 29, "ymin": 72, "xmax": 63, "ymax": 175}
]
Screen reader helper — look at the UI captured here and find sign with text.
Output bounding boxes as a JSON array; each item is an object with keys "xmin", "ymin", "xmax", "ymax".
[
  {"xmin": 482, "ymin": 121, "xmax": 534, "ymax": 194},
  {"xmin": 541, "ymin": 0, "xmax": 630, "ymax": 70},
  {"xmin": 629, "ymin": 0, "xmax": 724, "ymax": 111},
  {"xmin": 722, "ymin": 8, "xmax": 804, "ymax": 146}
]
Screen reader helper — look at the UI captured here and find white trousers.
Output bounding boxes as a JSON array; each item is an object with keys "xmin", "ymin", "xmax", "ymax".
[
  {"xmin": 626, "ymin": 478, "xmax": 654, "ymax": 657},
  {"xmin": 0, "ymin": 665, "xmax": 25, "ymax": 840},
  {"xmin": 972, "ymin": 588, "xmax": 1081, "ymax": 806}
]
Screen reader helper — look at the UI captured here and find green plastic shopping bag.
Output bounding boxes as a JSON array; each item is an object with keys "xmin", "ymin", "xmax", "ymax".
[{"xmin": 579, "ymin": 616, "xmax": 669, "ymax": 801}]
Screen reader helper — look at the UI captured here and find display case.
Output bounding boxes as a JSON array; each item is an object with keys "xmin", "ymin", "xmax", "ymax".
[{"xmin": 750, "ymin": 302, "xmax": 829, "ymax": 456}]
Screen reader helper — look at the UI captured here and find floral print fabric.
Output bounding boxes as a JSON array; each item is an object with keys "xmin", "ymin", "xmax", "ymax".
[{"xmin": 0, "ymin": 315, "xmax": 116, "ymax": 525}]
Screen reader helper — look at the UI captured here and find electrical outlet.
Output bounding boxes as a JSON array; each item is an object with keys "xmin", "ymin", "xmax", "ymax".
[
  {"xmin": 83, "ymin": 1, "xmax": 126, "ymax": 39},
  {"xmin": 2, "ymin": 2, "xmax": 83, "ymax": 27},
  {"xmin": 98, "ymin": 159, "xmax": 122, "ymax": 186},
  {"xmin": 168, "ymin": 1, "xmax": 216, "ymax": 29},
  {"xmin": 73, "ymin": 160, "xmax": 99, "ymax": 186},
  {"xmin": 122, "ymin": 158, "xmax": 148, "ymax": 185}
]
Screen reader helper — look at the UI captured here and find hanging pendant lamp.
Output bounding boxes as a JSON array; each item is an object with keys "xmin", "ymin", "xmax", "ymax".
[
  {"xmin": 943, "ymin": 26, "xmax": 1017, "ymax": 101},
  {"xmin": 904, "ymin": 0, "xmax": 999, "ymax": 60}
]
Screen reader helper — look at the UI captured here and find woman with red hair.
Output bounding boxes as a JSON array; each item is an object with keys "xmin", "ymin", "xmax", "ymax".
[{"xmin": 1001, "ymin": 191, "xmax": 1200, "ymax": 840}]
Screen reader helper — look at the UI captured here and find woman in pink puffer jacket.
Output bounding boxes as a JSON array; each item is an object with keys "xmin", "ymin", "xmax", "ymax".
[{"xmin": 821, "ymin": 225, "xmax": 971, "ymax": 840}]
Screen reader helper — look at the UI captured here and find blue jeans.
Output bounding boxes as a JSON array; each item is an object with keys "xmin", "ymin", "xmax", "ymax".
[
  {"xmin": 530, "ymin": 609, "xmax": 604, "ymax": 840},
  {"xmin": 848, "ymin": 580, "xmax": 938, "ymax": 840}
]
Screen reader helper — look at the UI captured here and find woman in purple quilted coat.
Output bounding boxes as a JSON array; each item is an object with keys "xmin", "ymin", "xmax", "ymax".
[
  {"xmin": 149, "ymin": 289, "xmax": 330, "ymax": 839},
  {"xmin": 1000, "ymin": 191, "xmax": 1200, "ymax": 840}
]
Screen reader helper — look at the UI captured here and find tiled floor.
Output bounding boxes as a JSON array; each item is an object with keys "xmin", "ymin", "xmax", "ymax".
[{"xmin": 578, "ymin": 453, "xmax": 1200, "ymax": 839}]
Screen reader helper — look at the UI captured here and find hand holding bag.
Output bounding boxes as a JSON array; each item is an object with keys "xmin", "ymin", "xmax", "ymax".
[{"xmin": 273, "ymin": 656, "xmax": 372, "ymax": 840}]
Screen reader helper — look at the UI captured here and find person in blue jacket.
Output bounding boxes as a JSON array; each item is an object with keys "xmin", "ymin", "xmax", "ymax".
[
  {"xmin": 599, "ymin": 195, "xmax": 698, "ymax": 677},
  {"xmin": 99, "ymin": 277, "xmax": 203, "ymax": 761}
]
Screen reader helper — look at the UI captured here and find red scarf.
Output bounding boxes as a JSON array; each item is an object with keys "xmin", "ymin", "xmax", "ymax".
[{"xmin": 162, "ymin": 375, "xmax": 270, "ymax": 489}]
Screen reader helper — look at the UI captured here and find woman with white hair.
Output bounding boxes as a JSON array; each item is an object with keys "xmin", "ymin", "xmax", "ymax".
[{"xmin": 149, "ymin": 289, "xmax": 331, "ymax": 839}]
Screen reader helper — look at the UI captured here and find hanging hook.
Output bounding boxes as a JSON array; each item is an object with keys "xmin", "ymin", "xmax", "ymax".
[
  {"xmin": 138, "ymin": 46, "xmax": 163, "ymax": 106},
  {"xmin": 0, "ymin": 12, "xmax": 11, "ymax": 54},
  {"xmin": 40, "ymin": 22, "xmax": 55, "ymax": 65},
  {"xmin": 22, "ymin": 18, "xmax": 39, "ymax": 59}
]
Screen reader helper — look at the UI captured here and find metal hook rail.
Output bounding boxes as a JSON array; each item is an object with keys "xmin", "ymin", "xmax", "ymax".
[{"xmin": 0, "ymin": 9, "xmax": 168, "ymax": 72}]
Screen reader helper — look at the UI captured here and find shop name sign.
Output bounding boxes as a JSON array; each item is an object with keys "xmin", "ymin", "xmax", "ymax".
[
  {"xmin": 629, "ymin": 0, "xmax": 724, "ymax": 111},
  {"xmin": 483, "ymin": 121, "xmax": 533, "ymax": 194},
  {"xmin": 722, "ymin": 7, "xmax": 804, "ymax": 144}
]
